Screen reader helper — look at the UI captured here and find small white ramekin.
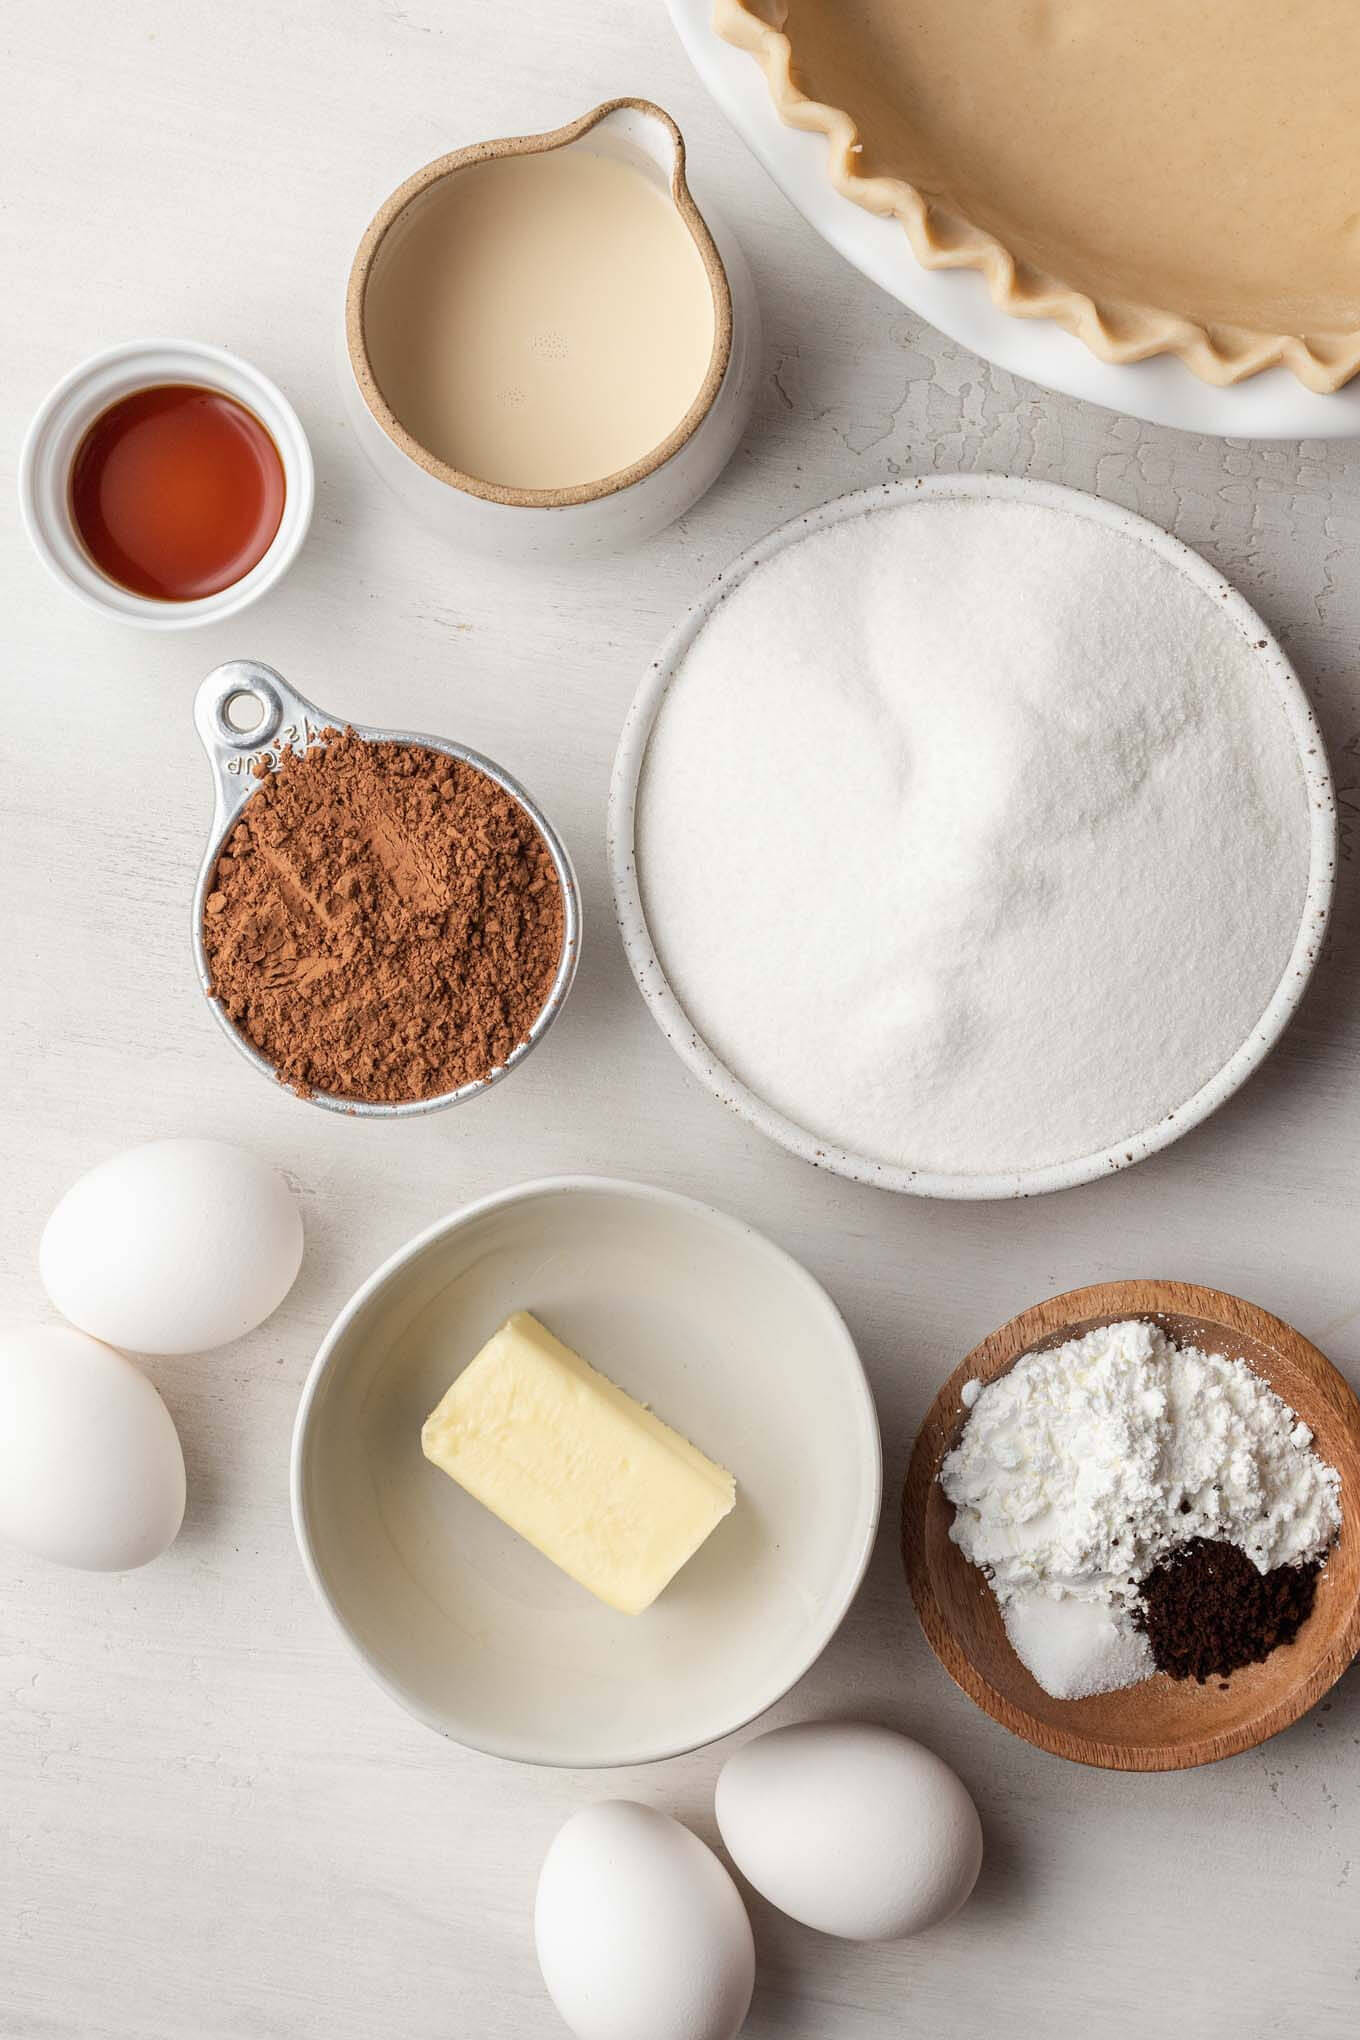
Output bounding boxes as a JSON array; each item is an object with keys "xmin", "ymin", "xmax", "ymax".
[{"xmin": 18, "ymin": 339, "xmax": 314, "ymax": 629}]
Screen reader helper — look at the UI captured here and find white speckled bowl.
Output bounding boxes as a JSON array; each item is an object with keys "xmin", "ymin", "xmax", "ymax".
[{"xmin": 609, "ymin": 475, "xmax": 1336, "ymax": 1201}]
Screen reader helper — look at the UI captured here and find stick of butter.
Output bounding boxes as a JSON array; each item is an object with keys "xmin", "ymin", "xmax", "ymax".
[{"xmin": 421, "ymin": 1312, "xmax": 736, "ymax": 1615}]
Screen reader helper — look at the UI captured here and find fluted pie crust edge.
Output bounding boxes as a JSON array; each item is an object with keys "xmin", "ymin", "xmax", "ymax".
[{"xmin": 713, "ymin": 0, "xmax": 1360, "ymax": 394}]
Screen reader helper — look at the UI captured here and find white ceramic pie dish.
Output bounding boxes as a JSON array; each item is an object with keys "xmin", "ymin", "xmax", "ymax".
[
  {"xmin": 665, "ymin": 0, "xmax": 1360, "ymax": 440},
  {"xmin": 609, "ymin": 474, "xmax": 1336, "ymax": 1200},
  {"xmin": 291, "ymin": 1177, "xmax": 881, "ymax": 1767}
]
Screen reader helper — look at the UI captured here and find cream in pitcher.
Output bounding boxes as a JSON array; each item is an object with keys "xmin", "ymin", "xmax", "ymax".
[
  {"xmin": 364, "ymin": 146, "xmax": 717, "ymax": 491},
  {"xmin": 355, "ymin": 101, "xmax": 725, "ymax": 497}
]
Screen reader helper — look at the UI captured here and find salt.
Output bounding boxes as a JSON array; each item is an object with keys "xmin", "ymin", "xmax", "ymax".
[
  {"xmin": 1002, "ymin": 1592, "xmax": 1155, "ymax": 1701},
  {"xmin": 636, "ymin": 496, "xmax": 1310, "ymax": 1175}
]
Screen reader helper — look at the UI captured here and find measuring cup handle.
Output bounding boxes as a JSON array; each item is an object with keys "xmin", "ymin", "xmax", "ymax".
[{"xmin": 192, "ymin": 661, "xmax": 329, "ymax": 841}]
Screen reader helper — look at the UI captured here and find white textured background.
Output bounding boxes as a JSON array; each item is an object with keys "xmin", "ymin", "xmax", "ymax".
[{"xmin": 2, "ymin": 4, "xmax": 1358, "ymax": 2036}]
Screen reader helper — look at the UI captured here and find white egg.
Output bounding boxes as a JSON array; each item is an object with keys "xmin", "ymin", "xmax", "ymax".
[
  {"xmin": 535, "ymin": 1802, "xmax": 754, "ymax": 2040},
  {"xmin": 40, "ymin": 1138, "xmax": 303, "ymax": 1354},
  {"xmin": 0, "ymin": 1325, "xmax": 186, "ymax": 1570},
  {"xmin": 715, "ymin": 1721, "xmax": 982, "ymax": 1941}
]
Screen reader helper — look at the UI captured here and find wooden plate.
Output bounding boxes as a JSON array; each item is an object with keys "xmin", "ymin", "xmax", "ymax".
[{"xmin": 903, "ymin": 1281, "xmax": 1360, "ymax": 1771}]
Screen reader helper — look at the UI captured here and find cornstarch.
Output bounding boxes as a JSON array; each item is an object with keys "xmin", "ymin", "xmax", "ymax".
[
  {"xmin": 636, "ymin": 496, "xmax": 1309, "ymax": 1174},
  {"xmin": 939, "ymin": 1319, "xmax": 1341, "ymax": 1698}
]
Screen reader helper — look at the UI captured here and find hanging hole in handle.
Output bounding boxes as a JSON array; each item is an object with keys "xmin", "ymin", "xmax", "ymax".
[
  {"xmin": 223, "ymin": 689, "xmax": 266, "ymax": 734},
  {"xmin": 210, "ymin": 668, "xmax": 284, "ymax": 750}
]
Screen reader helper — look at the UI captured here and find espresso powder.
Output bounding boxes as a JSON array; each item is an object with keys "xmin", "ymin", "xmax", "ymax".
[
  {"xmin": 203, "ymin": 730, "xmax": 564, "ymax": 1102},
  {"xmin": 1136, "ymin": 1537, "xmax": 1322, "ymax": 1683}
]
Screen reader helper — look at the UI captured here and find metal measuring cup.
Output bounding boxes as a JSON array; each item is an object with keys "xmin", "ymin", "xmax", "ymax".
[{"xmin": 191, "ymin": 660, "xmax": 581, "ymax": 1116}]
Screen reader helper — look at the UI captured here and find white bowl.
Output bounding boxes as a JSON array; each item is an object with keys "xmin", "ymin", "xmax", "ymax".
[
  {"xmin": 19, "ymin": 339, "xmax": 314, "ymax": 628},
  {"xmin": 291, "ymin": 1177, "xmax": 881, "ymax": 1767},
  {"xmin": 665, "ymin": 0, "xmax": 1360, "ymax": 440},
  {"xmin": 610, "ymin": 475, "xmax": 1336, "ymax": 1200}
]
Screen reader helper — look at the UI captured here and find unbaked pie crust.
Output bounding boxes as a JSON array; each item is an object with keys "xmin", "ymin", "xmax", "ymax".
[{"xmin": 715, "ymin": 0, "xmax": 1360, "ymax": 392}]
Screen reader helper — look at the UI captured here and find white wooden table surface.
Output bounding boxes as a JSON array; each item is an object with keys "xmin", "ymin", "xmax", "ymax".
[{"xmin": 3, "ymin": 5, "xmax": 1358, "ymax": 2035}]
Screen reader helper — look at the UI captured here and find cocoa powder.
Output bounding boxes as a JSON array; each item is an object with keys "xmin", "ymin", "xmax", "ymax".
[{"xmin": 202, "ymin": 729, "xmax": 565, "ymax": 1103}]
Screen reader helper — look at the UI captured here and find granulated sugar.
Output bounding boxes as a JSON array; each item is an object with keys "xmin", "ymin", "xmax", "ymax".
[{"xmin": 636, "ymin": 495, "xmax": 1310, "ymax": 1174}]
